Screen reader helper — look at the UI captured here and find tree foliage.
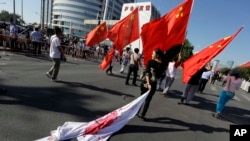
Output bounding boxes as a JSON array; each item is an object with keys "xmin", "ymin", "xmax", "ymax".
[
  {"xmin": 235, "ymin": 67, "xmax": 250, "ymax": 80},
  {"xmin": 219, "ymin": 67, "xmax": 250, "ymax": 80},
  {"xmin": 180, "ymin": 39, "xmax": 193, "ymax": 61},
  {"xmin": 0, "ymin": 10, "xmax": 25, "ymax": 25},
  {"xmin": 220, "ymin": 67, "xmax": 231, "ymax": 75}
]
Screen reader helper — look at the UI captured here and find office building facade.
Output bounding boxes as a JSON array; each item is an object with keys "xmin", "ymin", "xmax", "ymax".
[{"xmin": 43, "ymin": 0, "xmax": 135, "ymax": 38}]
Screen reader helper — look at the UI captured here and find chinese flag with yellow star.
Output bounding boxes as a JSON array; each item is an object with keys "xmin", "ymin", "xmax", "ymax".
[
  {"xmin": 85, "ymin": 21, "xmax": 108, "ymax": 47},
  {"xmin": 141, "ymin": 0, "xmax": 193, "ymax": 66},
  {"xmin": 107, "ymin": 8, "xmax": 139, "ymax": 54},
  {"xmin": 182, "ymin": 27, "xmax": 243, "ymax": 83}
]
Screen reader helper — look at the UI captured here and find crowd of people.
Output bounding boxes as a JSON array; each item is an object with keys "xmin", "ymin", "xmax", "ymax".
[{"xmin": 0, "ymin": 18, "xmax": 243, "ymax": 122}]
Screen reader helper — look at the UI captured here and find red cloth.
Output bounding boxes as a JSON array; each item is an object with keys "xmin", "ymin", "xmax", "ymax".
[
  {"xmin": 85, "ymin": 22, "xmax": 108, "ymax": 47},
  {"xmin": 182, "ymin": 27, "xmax": 243, "ymax": 83},
  {"xmin": 141, "ymin": 0, "xmax": 193, "ymax": 66},
  {"xmin": 107, "ymin": 8, "xmax": 139, "ymax": 54},
  {"xmin": 99, "ymin": 48, "xmax": 115, "ymax": 70},
  {"xmin": 239, "ymin": 61, "xmax": 250, "ymax": 68}
]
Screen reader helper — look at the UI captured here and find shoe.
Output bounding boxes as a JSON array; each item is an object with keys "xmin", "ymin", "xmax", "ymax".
[
  {"xmin": 0, "ymin": 88, "xmax": 8, "ymax": 93},
  {"xmin": 132, "ymin": 83, "xmax": 137, "ymax": 86},
  {"xmin": 184, "ymin": 102, "xmax": 190, "ymax": 106},
  {"xmin": 125, "ymin": 82, "xmax": 129, "ymax": 85},
  {"xmin": 45, "ymin": 72, "xmax": 52, "ymax": 78},
  {"xmin": 213, "ymin": 113, "xmax": 221, "ymax": 119},
  {"xmin": 51, "ymin": 78, "xmax": 61, "ymax": 82},
  {"xmin": 180, "ymin": 97, "xmax": 185, "ymax": 103},
  {"xmin": 137, "ymin": 115, "xmax": 146, "ymax": 121}
]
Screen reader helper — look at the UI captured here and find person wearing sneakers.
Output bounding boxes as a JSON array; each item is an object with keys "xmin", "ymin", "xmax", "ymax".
[
  {"xmin": 125, "ymin": 48, "xmax": 141, "ymax": 86},
  {"xmin": 161, "ymin": 54, "xmax": 181, "ymax": 96},
  {"xmin": 213, "ymin": 69, "xmax": 242, "ymax": 118},
  {"xmin": 46, "ymin": 27, "xmax": 66, "ymax": 82}
]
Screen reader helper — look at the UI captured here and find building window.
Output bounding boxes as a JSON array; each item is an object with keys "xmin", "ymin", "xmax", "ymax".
[
  {"xmin": 146, "ymin": 5, "xmax": 150, "ymax": 11},
  {"xmin": 139, "ymin": 6, "xmax": 144, "ymax": 11}
]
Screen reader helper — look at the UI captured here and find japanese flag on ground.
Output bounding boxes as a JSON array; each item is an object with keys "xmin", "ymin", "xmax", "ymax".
[{"xmin": 35, "ymin": 90, "xmax": 150, "ymax": 141}]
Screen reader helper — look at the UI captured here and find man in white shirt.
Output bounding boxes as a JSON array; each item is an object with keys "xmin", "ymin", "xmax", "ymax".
[
  {"xmin": 9, "ymin": 18, "xmax": 18, "ymax": 52},
  {"xmin": 46, "ymin": 27, "xmax": 66, "ymax": 82},
  {"xmin": 198, "ymin": 68, "xmax": 213, "ymax": 93},
  {"xmin": 125, "ymin": 48, "xmax": 141, "ymax": 86},
  {"xmin": 31, "ymin": 27, "xmax": 42, "ymax": 54}
]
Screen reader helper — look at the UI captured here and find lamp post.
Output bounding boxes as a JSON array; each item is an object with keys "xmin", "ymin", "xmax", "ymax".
[
  {"xmin": 21, "ymin": 0, "xmax": 23, "ymax": 22},
  {"xmin": 13, "ymin": 0, "xmax": 16, "ymax": 24}
]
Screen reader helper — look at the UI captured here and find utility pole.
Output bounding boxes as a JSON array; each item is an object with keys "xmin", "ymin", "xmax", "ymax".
[
  {"xmin": 40, "ymin": 0, "xmax": 44, "ymax": 30},
  {"xmin": 21, "ymin": 0, "xmax": 23, "ymax": 22},
  {"xmin": 13, "ymin": 0, "xmax": 16, "ymax": 24},
  {"xmin": 103, "ymin": 0, "xmax": 109, "ymax": 21}
]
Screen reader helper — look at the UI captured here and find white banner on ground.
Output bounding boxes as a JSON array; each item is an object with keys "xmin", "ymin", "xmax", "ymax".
[{"xmin": 35, "ymin": 90, "xmax": 150, "ymax": 141}]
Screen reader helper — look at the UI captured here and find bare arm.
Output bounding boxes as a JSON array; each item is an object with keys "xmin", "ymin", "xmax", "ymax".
[{"xmin": 58, "ymin": 46, "xmax": 65, "ymax": 58}]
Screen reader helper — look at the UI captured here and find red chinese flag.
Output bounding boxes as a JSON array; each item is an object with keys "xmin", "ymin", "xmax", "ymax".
[
  {"xmin": 182, "ymin": 27, "xmax": 243, "ymax": 83},
  {"xmin": 85, "ymin": 22, "xmax": 108, "ymax": 47},
  {"xmin": 141, "ymin": 0, "xmax": 193, "ymax": 66},
  {"xmin": 99, "ymin": 48, "xmax": 115, "ymax": 70},
  {"xmin": 107, "ymin": 8, "xmax": 139, "ymax": 54}
]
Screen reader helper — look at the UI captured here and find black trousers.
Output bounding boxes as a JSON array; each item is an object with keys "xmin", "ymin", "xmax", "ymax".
[
  {"xmin": 125, "ymin": 64, "xmax": 138, "ymax": 84},
  {"xmin": 198, "ymin": 78, "xmax": 208, "ymax": 92},
  {"xmin": 10, "ymin": 38, "xmax": 17, "ymax": 51},
  {"xmin": 138, "ymin": 81, "xmax": 157, "ymax": 117},
  {"xmin": 32, "ymin": 41, "xmax": 41, "ymax": 54}
]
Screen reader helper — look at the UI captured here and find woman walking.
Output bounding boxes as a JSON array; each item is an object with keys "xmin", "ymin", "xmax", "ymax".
[
  {"xmin": 137, "ymin": 48, "xmax": 165, "ymax": 120},
  {"xmin": 214, "ymin": 69, "xmax": 242, "ymax": 118}
]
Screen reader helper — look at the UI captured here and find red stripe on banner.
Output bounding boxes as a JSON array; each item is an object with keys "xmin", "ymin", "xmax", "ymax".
[{"xmin": 84, "ymin": 111, "xmax": 118, "ymax": 134}]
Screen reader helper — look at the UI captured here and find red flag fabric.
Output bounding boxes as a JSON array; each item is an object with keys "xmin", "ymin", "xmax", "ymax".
[
  {"xmin": 182, "ymin": 27, "xmax": 243, "ymax": 83},
  {"xmin": 239, "ymin": 61, "xmax": 250, "ymax": 68},
  {"xmin": 85, "ymin": 22, "xmax": 108, "ymax": 47},
  {"xmin": 141, "ymin": 0, "xmax": 193, "ymax": 66},
  {"xmin": 99, "ymin": 48, "xmax": 115, "ymax": 70},
  {"xmin": 107, "ymin": 8, "xmax": 139, "ymax": 54}
]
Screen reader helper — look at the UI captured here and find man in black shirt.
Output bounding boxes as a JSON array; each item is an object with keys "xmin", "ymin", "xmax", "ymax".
[{"xmin": 180, "ymin": 64, "xmax": 212, "ymax": 105}]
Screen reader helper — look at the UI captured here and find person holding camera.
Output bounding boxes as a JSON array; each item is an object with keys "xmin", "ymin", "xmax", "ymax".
[{"xmin": 46, "ymin": 27, "xmax": 66, "ymax": 82}]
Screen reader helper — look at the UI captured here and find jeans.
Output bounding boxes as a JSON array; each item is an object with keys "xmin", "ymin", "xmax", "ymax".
[{"xmin": 216, "ymin": 90, "xmax": 233, "ymax": 113}]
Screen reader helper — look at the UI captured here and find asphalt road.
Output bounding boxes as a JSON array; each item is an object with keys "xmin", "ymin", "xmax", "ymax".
[{"xmin": 0, "ymin": 50, "xmax": 250, "ymax": 141}]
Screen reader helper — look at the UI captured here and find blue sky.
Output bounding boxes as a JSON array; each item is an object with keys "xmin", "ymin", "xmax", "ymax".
[
  {"xmin": 151, "ymin": 0, "xmax": 250, "ymax": 67},
  {"xmin": 1, "ymin": 0, "xmax": 249, "ymax": 66}
]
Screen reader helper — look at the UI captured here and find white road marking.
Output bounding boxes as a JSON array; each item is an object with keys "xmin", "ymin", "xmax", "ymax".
[
  {"xmin": 210, "ymin": 85, "xmax": 218, "ymax": 92},
  {"xmin": 233, "ymin": 96, "xmax": 240, "ymax": 101},
  {"xmin": 0, "ymin": 62, "xmax": 7, "ymax": 65},
  {"xmin": 241, "ymin": 94, "xmax": 250, "ymax": 102}
]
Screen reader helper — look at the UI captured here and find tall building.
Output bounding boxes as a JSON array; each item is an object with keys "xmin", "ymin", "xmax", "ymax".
[
  {"xmin": 43, "ymin": 0, "xmax": 135, "ymax": 38},
  {"xmin": 43, "ymin": 0, "xmax": 53, "ymax": 27}
]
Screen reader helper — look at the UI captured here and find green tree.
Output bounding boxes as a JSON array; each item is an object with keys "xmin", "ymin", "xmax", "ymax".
[
  {"xmin": 0, "ymin": 10, "xmax": 25, "ymax": 25},
  {"xmin": 220, "ymin": 67, "xmax": 231, "ymax": 75},
  {"xmin": 180, "ymin": 39, "xmax": 194, "ymax": 61},
  {"xmin": 235, "ymin": 67, "xmax": 250, "ymax": 80}
]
